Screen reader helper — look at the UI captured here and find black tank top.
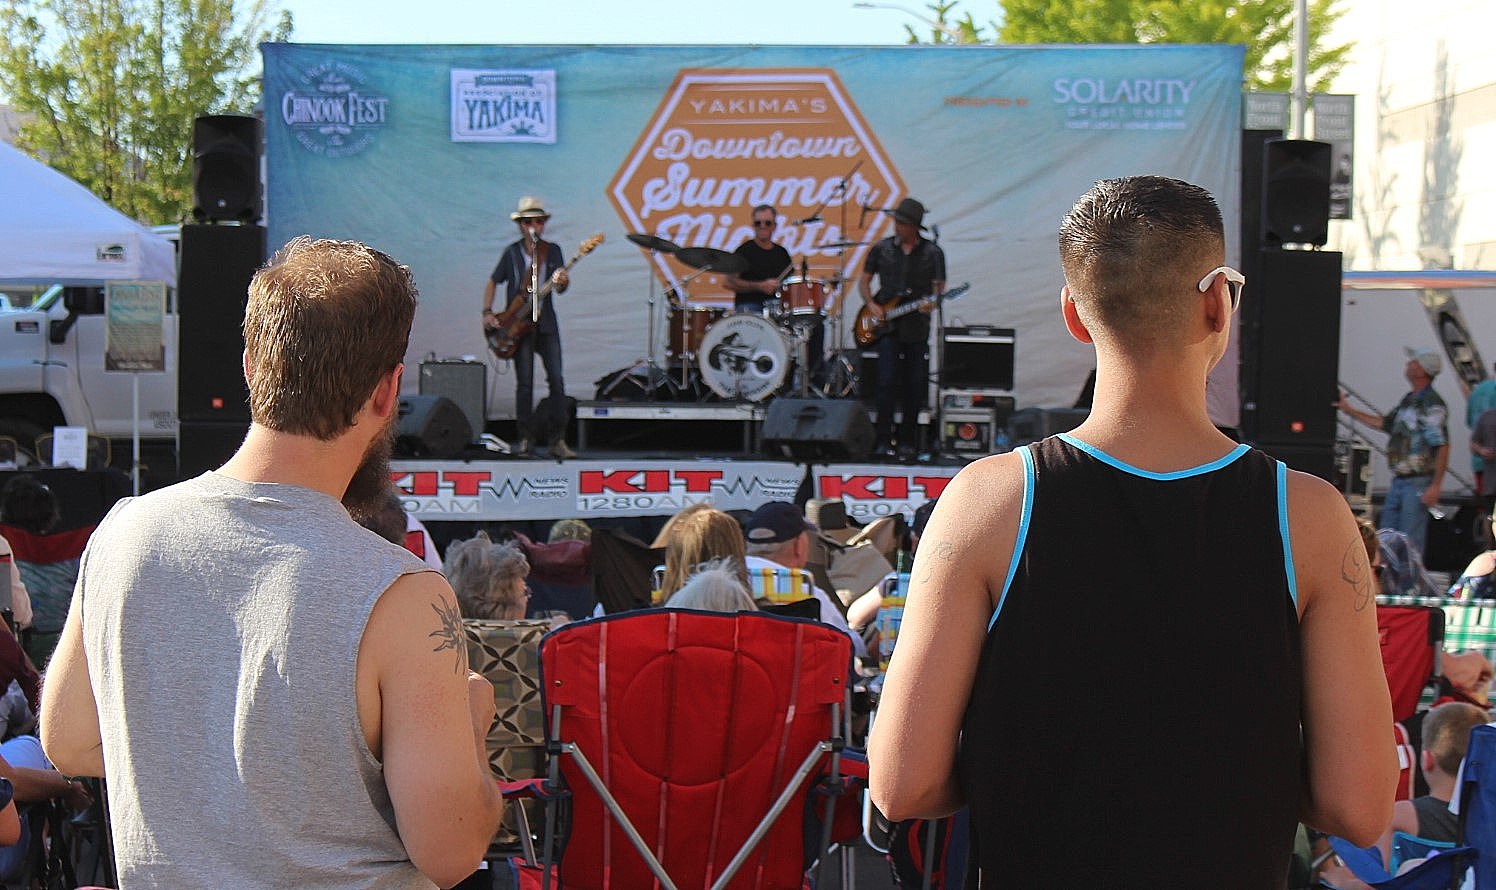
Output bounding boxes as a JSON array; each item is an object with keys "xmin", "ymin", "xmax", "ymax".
[{"xmin": 956, "ymin": 435, "xmax": 1303, "ymax": 889}]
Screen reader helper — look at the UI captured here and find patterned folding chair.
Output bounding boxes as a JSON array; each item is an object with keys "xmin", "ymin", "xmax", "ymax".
[
  {"xmin": 464, "ymin": 618, "xmax": 551, "ymax": 861},
  {"xmin": 747, "ymin": 565, "xmax": 816, "ymax": 607},
  {"xmin": 503, "ymin": 609, "xmax": 863, "ymax": 890}
]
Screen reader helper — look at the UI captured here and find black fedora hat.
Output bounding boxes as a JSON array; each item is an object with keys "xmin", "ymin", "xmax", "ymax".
[{"xmin": 887, "ymin": 197, "xmax": 927, "ymax": 230}]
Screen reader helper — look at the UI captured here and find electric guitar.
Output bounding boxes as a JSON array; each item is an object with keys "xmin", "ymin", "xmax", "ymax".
[
  {"xmin": 486, "ymin": 234, "xmax": 604, "ymax": 360},
  {"xmin": 853, "ymin": 282, "xmax": 970, "ymax": 348}
]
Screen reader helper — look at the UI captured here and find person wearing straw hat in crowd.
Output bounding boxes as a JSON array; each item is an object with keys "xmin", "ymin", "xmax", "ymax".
[
  {"xmin": 858, "ymin": 197, "xmax": 947, "ymax": 462},
  {"xmin": 482, "ymin": 196, "xmax": 574, "ymax": 459},
  {"xmin": 1337, "ymin": 347, "xmax": 1449, "ymax": 553}
]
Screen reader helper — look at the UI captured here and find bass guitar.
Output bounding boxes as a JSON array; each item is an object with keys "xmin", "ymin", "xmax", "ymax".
[
  {"xmin": 853, "ymin": 282, "xmax": 970, "ymax": 348},
  {"xmin": 486, "ymin": 234, "xmax": 604, "ymax": 360}
]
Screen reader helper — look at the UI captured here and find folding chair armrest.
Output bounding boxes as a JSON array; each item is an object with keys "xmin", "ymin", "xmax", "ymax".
[{"xmin": 497, "ymin": 777, "xmax": 569, "ymax": 802}]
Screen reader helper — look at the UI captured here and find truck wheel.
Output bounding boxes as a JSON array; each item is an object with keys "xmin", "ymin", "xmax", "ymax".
[{"xmin": 0, "ymin": 419, "xmax": 46, "ymax": 467}]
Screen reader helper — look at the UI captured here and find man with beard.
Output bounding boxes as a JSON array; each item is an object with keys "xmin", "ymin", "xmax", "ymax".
[{"xmin": 40, "ymin": 238, "xmax": 503, "ymax": 888}]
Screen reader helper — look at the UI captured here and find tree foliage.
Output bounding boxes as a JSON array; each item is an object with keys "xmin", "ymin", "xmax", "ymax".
[
  {"xmin": 911, "ymin": 0, "xmax": 1352, "ymax": 93},
  {"xmin": 0, "ymin": 1, "xmax": 291, "ymax": 224}
]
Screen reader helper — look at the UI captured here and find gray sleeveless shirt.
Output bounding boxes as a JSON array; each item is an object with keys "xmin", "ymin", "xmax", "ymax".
[{"xmin": 77, "ymin": 472, "xmax": 437, "ymax": 889}]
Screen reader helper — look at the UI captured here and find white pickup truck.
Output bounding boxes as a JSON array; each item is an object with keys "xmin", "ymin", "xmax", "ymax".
[{"xmin": 0, "ymin": 284, "xmax": 177, "ymax": 470}]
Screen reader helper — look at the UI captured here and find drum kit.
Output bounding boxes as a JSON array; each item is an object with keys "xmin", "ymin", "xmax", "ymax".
[{"xmin": 624, "ymin": 233, "xmax": 858, "ymax": 403}]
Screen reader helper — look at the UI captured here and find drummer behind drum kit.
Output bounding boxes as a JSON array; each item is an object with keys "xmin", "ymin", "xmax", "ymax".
[{"xmin": 623, "ymin": 233, "xmax": 858, "ymax": 403}]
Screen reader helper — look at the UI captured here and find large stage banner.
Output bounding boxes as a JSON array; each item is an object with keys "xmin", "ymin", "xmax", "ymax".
[{"xmin": 263, "ymin": 44, "xmax": 1243, "ymax": 422}]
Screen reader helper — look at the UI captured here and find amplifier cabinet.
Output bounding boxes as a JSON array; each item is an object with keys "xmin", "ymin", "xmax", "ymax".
[
  {"xmin": 941, "ymin": 407, "xmax": 996, "ymax": 455},
  {"xmin": 941, "ymin": 326, "xmax": 1015, "ymax": 391},
  {"xmin": 419, "ymin": 361, "xmax": 485, "ymax": 441}
]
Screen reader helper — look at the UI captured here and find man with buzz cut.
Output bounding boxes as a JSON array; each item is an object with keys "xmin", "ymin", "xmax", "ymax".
[
  {"xmin": 870, "ymin": 176, "xmax": 1395, "ymax": 887},
  {"xmin": 41, "ymin": 237, "xmax": 503, "ymax": 889}
]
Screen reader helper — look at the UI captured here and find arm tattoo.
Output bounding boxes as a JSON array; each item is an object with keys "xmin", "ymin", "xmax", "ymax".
[
  {"xmin": 917, "ymin": 539, "xmax": 957, "ymax": 584},
  {"xmin": 429, "ymin": 599, "xmax": 468, "ymax": 675},
  {"xmin": 1340, "ymin": 542, "xmax": 1374, "ymax": 612}
]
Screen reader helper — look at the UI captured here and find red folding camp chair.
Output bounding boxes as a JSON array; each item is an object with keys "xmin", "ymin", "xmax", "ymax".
[
  {"xmin": 502, "ymin": 608, "xmax": 863, "ymax": 889},
  {"xmin": 1376, "ymin": 602, "xmax": 1445, "ymax": 724}
]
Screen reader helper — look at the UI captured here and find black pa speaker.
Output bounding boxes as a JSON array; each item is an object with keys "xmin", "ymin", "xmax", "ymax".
[
  {"xmin": 179, "ymin": 420, "xmax": 249, "ymax": 479},
  {"xmin": 1240, "ymin": 249, "xmax": 1343, "ymax": 447},
  {"xmin": 1262, "ymin": 139, "xmax": 1331, "ymax": 246},
  {"xmin": 178, "ymin": 224, "xmax": 267, "ymax": 423},
  {"xmin": 193, "ymin": 114, "xmax": 262, "ymax": 223},
  {"xmin": 395, "ymin": 395, "xmax": 473, "ymax": 459},
  {"xmin": 762, "ymin": 398, "xmax": 874, "ymax": 462}
]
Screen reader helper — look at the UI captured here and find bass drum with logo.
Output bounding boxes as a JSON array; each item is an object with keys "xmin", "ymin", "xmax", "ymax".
[{"xmin": 698, "ymin": 313, "xmax": 789, "ymax": 401}]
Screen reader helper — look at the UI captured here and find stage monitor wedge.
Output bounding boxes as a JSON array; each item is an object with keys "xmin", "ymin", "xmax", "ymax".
[{"xmin": 762, "ymin": 398, "xmax": 874, "ymax": 462}]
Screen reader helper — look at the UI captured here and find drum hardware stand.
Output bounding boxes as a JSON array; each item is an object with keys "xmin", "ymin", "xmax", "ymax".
[{"xmin": 671, "ymin": 263, "xmax": 721, "ymax": 392}]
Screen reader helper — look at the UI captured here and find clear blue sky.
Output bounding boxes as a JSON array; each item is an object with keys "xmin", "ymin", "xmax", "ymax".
[{"xmin": 275, "ymin": 0, "xmax": 937, "ymax": 45}]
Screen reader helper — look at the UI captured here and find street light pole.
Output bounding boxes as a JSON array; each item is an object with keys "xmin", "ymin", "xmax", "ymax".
[
  {"xmin": 1292, "ymin": 0, "xmax": 1309, "ymax": 138},
  {"xmin": 852, "ymin": 2, "xmax": 966, "ymax": 43}
]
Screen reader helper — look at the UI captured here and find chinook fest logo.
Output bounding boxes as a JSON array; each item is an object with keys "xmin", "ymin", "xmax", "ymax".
[
  {"xmin": 281, "ymin": 60, "xmax": 390, "ymax": 157},
  {"xmin": 610, "ymin": 69, "xmax": 904, "ymax": 291}
]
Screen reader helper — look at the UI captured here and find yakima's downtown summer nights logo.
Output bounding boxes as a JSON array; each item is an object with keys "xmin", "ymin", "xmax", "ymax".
[
  {"xmin": 609, "ymin": 69, "xmax": 904, "ymax": 293},
  {"xmin": 280, "ymin": 60, "xmax": 391, "ymax": 157}
]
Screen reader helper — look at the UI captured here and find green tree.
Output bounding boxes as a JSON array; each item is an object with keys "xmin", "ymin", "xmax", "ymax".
[
  {"xmin": 909, "ymin": 0, "xmax": 1351, "ymax": 93},
  {"xmin": 0, "ymin": 1, "xmax": 291, "ymax": 225}
]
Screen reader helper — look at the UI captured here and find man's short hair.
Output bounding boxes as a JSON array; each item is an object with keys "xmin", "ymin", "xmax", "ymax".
[
  {"xmin": 1058, "ymin": 176, "xmax": 1224, "ymax": 343},
  {"xmin": 1423, "ymin": 701, "xmax": 1489, "ymax": 775},
  {"xmin": 752, "ymin": 204, "xmax": 776, "ymax": 218},
  {"xmin": 243, "ymin": 237, "xmax": 417, "ymax": 440}
]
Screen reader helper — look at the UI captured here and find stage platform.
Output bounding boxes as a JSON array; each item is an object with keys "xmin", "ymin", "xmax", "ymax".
[{"xmin": 576, "ymin": 400, "xmax": 767, "ymax": 454}]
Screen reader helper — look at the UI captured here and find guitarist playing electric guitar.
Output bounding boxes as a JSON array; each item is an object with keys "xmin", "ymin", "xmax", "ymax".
[
  {"xmin": 482, "ymin": 196, "xmax": 581, "ymax": 459},
  {"xmin": 857, "ymin": 197, "xmax": 948, "ymax": 461}
]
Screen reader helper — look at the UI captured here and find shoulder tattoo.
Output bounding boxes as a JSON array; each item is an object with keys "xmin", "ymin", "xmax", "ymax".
[
  {"xmin": 1340, "ymin": 541, "xmax": 1375, "ymax": 612},
  {"xmin": 429, "ymin": 598, "xmax": 468, "ymax": 675}
]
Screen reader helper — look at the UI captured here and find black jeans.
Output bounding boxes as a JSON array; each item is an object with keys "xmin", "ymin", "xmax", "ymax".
[
  {"xmin": 875, "ymin": 335, "xmax": 928, "ymax": 447},
  {"xmin": 514, "ymin": 327, "xmax": 566, "ymax": 442}
]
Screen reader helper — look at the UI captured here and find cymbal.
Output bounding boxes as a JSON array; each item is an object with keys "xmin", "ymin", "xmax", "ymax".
[
  {"xmin": 626, "ymin": 232, "xmax": 680, "ymax": 253},
  {"xmin": 675, "ymin": 246, "xmax": 747, "ymax": 275},
  {"xmin": 821, "ymin": 240, "xmax": 868, "ymax": 249}
]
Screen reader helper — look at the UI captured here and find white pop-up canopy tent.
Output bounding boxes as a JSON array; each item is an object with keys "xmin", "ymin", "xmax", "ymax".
[{"xmin": 0, "ymin": 140, "xmax": 176, "ymax": 286}]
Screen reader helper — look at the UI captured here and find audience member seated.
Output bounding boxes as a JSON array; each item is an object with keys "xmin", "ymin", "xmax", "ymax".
[
  {"xmin": 743, "ymin": 502, "xmax": 865, "ymax": 657},
  {"xmin": 1319, "ymin": 701, "xmax": 1489, "ymax": 888},
  {"xmin": 657, "ymin": 503, "xmax": 749, "ymax": 604},
  {"xmin": 0, "ymin": 476, "xmax": 92, "ymax": 668},
  {"xmin": 445, "ymin": 531, "xmax": 531, "ymax": 620},
  {"xmin": 848, "ymin": 499, "xmax": 937, "ymax": 642},
  {"xmin": 1377, "ymin": 527, "xmax": 1442, "ymax": 598},
  {"xmin": 356, "ymin": 488, "xmax": 443, "ymax": 570},
  {"xmin": 548, "ymin": 518, "xmax": 592, "ymax": 543},
  {"xmin": 667, "ymin": 561, "xmax": 757, "ymax": 613},
  {"xmin": 1450, "ymin": 509, "xmax": 1496, "ymax": 599}
]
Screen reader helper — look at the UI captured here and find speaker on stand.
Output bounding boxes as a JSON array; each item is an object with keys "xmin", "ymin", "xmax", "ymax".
[
  {"xmin": 192, "ymin": 114, "xmax": 262, "ymax": 224},
  {"xmin": 1261, "ymin": 139, "xmax": 1332, "ymax": 247}
]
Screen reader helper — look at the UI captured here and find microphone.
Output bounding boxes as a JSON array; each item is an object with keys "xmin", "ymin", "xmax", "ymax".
[{"xmin": 796, "ymin": 215, "xmax": 822, "ymax": 225}]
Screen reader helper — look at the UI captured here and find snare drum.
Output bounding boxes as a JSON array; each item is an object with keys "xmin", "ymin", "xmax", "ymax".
[
  {"xmin": 667, "ymin": 306, "xmax": 726, "ymax": 357},
  {"xmin": 779, "ymin": 276, "xmax": 830, "ymax": 316}
]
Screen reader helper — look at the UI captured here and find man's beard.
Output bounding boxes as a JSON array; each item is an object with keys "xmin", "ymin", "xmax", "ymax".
[{"xmin": 343, "ymin": 416, "xmax": 396, "ymax": 521}]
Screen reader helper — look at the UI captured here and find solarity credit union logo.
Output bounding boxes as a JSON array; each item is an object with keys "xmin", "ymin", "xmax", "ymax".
[
  {"xmin": 281, "ymin": 60, "xmax": 390, "ymax": 157},
  {"xmin": 609, "ymin": 69, "xmax": 904, "ymax": 291}
]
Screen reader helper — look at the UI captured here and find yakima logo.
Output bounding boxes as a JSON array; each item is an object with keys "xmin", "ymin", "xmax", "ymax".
[
  {"xmin": 610, "ymin": 69, "xmax": 904, "ymax": 292},
  {"xmin": 450, "ymin": 68, "xmax": 556, "ymax": 143},
  {"xmin": 282, "ymin": 60, "xmax": 390, "ymax": 157}
]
